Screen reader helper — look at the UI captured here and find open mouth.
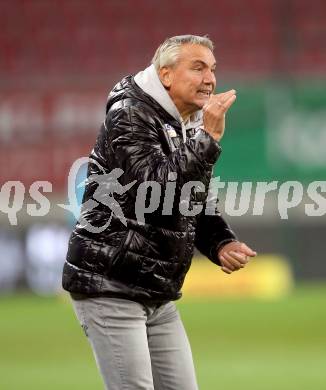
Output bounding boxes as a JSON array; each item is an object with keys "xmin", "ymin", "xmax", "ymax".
[{"xmin": 197, "ymin": 90, "xmax": 211, "ymax": 97}]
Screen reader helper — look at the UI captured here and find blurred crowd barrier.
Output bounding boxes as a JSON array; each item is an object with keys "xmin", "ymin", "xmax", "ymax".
[
  {"xmin": 0, "ymin": 224, "xmax": 70, "ymax": 295},
  {"xmin": 0, "ymin": 0, "xmax": 325, "ymax": 294},
  {"xmin": 1, "ymin": 0, "xmax": 325, "ymax": 84},
  {"xmin": 0, "ymin": 218, "xmax": 324, "ymax": 296},
  {"xmin": 0, "ymin": 82, "xmax": 325, "ymax": 190}
]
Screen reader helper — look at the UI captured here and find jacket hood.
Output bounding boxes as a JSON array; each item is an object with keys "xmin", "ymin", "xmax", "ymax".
[{"xmin": 134, "ymin": 64, "xmax": 203, "ymax": 142}]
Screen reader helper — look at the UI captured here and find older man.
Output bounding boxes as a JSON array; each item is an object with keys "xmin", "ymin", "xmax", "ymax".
[{"xmin": 62, "ymin": 35, "xmax": 256, "ymax": 390}]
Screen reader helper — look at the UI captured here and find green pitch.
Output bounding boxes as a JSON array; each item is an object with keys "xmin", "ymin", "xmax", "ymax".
[{"xmin": 0, "ymin": 284, "xmax": 325, "ymax": 390}]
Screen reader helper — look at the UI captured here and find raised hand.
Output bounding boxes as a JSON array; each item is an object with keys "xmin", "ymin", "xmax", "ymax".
[{"xmin": 202, "ymin": 89, "xmax": 237, "ymax": 141}]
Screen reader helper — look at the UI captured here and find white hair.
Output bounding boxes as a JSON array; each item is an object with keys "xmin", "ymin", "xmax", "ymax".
[{"xmin": 151, "ymin": 34, "xmax": 214, "ymax": 71}]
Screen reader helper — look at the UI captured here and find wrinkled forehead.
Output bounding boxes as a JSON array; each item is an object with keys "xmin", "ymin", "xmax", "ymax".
[{"xmin": 177, "ymin": 43, "xmax": 216, "ymax": 67}]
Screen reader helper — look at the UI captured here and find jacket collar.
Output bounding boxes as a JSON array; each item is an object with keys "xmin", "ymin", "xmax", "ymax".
[{"xmin": 134, "ymin": 64, "xmax": 203, "ymax": 142}]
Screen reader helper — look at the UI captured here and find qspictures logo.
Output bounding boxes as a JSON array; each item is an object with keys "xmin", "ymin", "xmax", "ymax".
[{"xmin": 0, "ymin": 157, "xmax": 325, "ymax": 232}]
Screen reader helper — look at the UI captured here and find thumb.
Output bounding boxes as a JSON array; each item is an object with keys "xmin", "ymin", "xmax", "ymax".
[
  {"xmin": 203, "ymin": 93, "xmax": 216, "ymax": 110},
  {"xmin": 239, "ymin": 243, "xmax": 257, "ymax": 257}
]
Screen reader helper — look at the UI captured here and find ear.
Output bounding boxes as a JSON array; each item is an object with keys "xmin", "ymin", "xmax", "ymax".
[{"xmin": 158, "ymin": 67, "xmax": 172, "ymax": 88}]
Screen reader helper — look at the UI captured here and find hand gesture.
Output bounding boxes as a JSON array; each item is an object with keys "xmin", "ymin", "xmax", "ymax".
[
  {"xmin": 203, "ymin": 89, "xmax": 237, "ymax": 141},
  {"xmin": 218, "ymin": 241, "xmax": 257, "ymax": 274}
]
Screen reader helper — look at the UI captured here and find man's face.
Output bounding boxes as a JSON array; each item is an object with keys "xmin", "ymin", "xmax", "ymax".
[{"xmin": 159, "ymin": 44, "xmax": 216, "ymax": 119}]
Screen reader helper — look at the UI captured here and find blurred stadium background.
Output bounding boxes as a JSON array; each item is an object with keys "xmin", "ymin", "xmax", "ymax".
[{"xmin": 0, "ymin": 0, "xmax": 325, "ymax": 389}]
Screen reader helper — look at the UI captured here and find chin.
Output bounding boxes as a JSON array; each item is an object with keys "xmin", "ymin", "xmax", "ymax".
[{"xmin": 193, "ymin": 99, "xmax": 208, "ymax": 109}]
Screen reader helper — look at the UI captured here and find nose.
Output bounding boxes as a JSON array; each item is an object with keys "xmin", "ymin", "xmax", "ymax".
[{"xmin": 203, "ymin": 69, "xmax": 216, "ymax": 86}]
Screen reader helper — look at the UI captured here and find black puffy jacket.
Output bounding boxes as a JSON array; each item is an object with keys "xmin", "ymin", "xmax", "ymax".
[{"xmin": 62, "ymin": 75, "xmax": 236, "ymax": 301}]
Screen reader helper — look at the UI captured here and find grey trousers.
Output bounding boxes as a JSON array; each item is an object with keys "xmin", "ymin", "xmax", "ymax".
[{"xmin": 71, "ymin": 296, "xmax": 199, "ymax": 390}]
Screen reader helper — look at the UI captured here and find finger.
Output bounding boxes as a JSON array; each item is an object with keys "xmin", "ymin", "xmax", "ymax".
[
  {"xmin": 219, "ymin": 255, "xmax": 235, "ymax": 271},
  {"xmin": 224, "ymin": 91, "xmax": 237, "ymax": 103},
  {"xmin": 239, "ymin": 243, "xmax": 257, "ymax": 257},
  {"xmin": 221, "ymin": 266, "xmax": 233, "ymax": 274},
  {"xmin": 229, "ymin": 251, "xmax": 249, "ymax": 265},
  {"xmin": 219, "ymin": 94, "xmax": 236, "ymax": 111},
  {"xmin": 214, "ymin": 89, "xmax": 236, "ymax": 102},
  {"xmin": 222, "ymin": 252, "xmax": 242, "ymax": 270},
  {"xmin": 204, "ymin": 95, "xmax": 236, "ymax": 115},
  {"xmin": 207, "ymin": 90, "xmax": 236, "ymax": 107}
]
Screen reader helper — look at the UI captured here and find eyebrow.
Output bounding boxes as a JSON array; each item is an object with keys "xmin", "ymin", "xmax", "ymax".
[{"xmin": 191, "ymin": 60, "xmax": 217, "ymax": 68}]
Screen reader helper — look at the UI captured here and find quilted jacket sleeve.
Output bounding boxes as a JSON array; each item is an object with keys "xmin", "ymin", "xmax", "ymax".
[
  {"xmin": 107, "ymin": 104, "xmax": 222, "ymax": 189},
  {"xmin": 194, "ymin": 212, "xmax": 237, "ymax": 266}
]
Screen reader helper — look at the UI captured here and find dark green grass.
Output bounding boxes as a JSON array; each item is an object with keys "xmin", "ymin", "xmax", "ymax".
[{"xmin": 1, "ymin": 284, "xmax": 326, "ymax": 389}]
